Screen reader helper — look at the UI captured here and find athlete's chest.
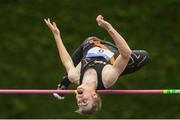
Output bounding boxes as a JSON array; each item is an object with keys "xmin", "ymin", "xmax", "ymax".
[{"xmin": 85, "ymin": 46, "xmax": 114, "ymax": 61}]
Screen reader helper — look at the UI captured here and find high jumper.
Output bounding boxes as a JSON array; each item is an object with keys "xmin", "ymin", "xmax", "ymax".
[{"xmin": 44, "ymin": 15, "xmax": 150, "ymax": 115}]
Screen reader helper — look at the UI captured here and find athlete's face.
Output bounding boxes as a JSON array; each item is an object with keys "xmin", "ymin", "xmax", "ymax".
[{"xmin": 76, "ymin": 87, "xmax": 97, "ymax": 111}]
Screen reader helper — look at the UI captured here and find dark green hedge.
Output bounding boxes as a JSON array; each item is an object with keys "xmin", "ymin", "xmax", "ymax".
[{"xmin": 0, "ymin": 0, "xmax": 180, "ymax": 118}]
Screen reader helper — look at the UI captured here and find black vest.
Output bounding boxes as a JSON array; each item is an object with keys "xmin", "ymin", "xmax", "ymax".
[
  {"xmin": 79, "ymin": 58, "xmax": 107, "ymax": 90},
  {"xmin": 79, "ymin": 39, "xmax": 119, "ymax": 90}
]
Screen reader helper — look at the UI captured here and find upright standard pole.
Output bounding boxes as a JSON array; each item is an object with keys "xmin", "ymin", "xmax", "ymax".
[{"xmin": 0, "ymin": 89, "xmax": 180, "ymax": 94}]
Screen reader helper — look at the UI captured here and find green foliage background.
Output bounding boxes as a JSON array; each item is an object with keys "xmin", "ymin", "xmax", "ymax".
[{"xmin": 0, "ymin": 0, "xmax": 180, "ymax": 119}]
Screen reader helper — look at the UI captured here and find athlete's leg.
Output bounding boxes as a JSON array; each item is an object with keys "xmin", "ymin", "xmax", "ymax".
[{"xmin": 121, "ymin": 50, "xmax": 150, "ymax": 76}]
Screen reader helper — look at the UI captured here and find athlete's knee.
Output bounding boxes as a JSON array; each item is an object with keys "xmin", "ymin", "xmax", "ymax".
[
  {"xmin": 141, "ymin": 50, "xmax": 150, "ymax": 63},
  {"xmin": 130, "ymin": 50, "xmax": 150, "ymax": 67},
  {"xmin": 137, "ymin": 50, "xmax": 150, "ymax": 66}
]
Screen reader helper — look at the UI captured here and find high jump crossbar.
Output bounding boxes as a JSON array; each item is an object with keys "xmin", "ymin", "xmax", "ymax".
[{"xmin": 0, "ymin": 89, "xmax": 180, "ymax": 94}]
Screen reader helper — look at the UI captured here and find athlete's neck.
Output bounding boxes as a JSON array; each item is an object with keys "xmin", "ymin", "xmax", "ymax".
[{"xmin": 80, "ymin": 69, "xmax": 98, "ymax": 90}]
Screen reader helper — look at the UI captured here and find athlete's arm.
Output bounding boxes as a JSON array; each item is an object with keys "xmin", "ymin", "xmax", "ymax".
[
  {"xmin": 44, "ymin": 18, "xmax": 79, "ymax": 84},
  {"xmin": 96, "ymin": 15, "xmax": 131, "ymax": 58},
  {"xmin": 96, "ymin": 15, "xmax": 132, "ymax": 87}
]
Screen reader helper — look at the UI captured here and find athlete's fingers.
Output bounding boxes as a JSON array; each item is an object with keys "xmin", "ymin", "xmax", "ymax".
[
  {"xmin": 99, "ymin": 15, "xmax": 104, "ymax": 20},
  {"xmin": 96, "ymin": 15, "xmax": 104, "ymax": 21},
  {"xmin": 48, "ymin": 18, "xmax": 50, "ymax": 23},
  {"xmin": 44, "ymin": 19, "xmax": 47, "ymax": 23},
  {"xmin": 53, "ymin": 22, "xmax": 57, "ymax": 28},
  {"xmin": 44, "ymin": 18, "xmax": 50, "ymax": 25},
  {"xmin": 44, "ymin": 18, "xmax": 55, "ymax": 30}
]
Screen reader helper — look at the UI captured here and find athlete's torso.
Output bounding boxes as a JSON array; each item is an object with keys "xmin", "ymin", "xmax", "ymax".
[{"xmin": 79, "ymin": 38, "xmax": 119, "ymax": 90}]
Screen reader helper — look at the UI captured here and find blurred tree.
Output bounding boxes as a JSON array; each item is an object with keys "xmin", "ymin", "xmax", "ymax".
[{"xmin": 0, "ymin": 0, "xmax": 179, "ymax": 118}]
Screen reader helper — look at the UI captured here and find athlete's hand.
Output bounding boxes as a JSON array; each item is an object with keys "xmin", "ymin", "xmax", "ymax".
[
  {"xmin": 53, "ymin": 84, "xmax": 66, "ymax": 100},
  {"xmin": 44, "ymin": 18, "xmax": 60, "ymax": 38},
  {"xmin": 96, "ymin": 15, "xmax": 112, "ymax": 31}
]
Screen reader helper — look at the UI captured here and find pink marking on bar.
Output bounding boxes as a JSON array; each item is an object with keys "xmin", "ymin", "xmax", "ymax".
[
  {"xmin": 0, "ymin": 90, "xmax": 75, "ymax": 94},
  {"xmin": 0, "ymin": 89, "xmax": 164, "ymax": 94}
]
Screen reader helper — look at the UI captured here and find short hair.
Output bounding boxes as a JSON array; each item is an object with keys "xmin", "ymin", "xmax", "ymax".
[{"xmin": 75, "ymin": 94, "xmax": 102, "ymax": 115}]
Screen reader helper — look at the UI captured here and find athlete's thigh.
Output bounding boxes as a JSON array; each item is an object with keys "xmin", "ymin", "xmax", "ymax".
[{"xmin": 71, "ymin": 46, "xmax": 83, "ymax": 66}]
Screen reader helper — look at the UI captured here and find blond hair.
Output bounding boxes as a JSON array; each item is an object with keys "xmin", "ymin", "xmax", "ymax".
[{"xmin": 75, "ymin": 94, "xmax": 102, "ymax": 115}]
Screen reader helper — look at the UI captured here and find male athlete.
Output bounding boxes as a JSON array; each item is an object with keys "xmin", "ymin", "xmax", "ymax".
[{"xmin": 44, "ymin": 15, "xmax": 149, "ymax": 115}]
